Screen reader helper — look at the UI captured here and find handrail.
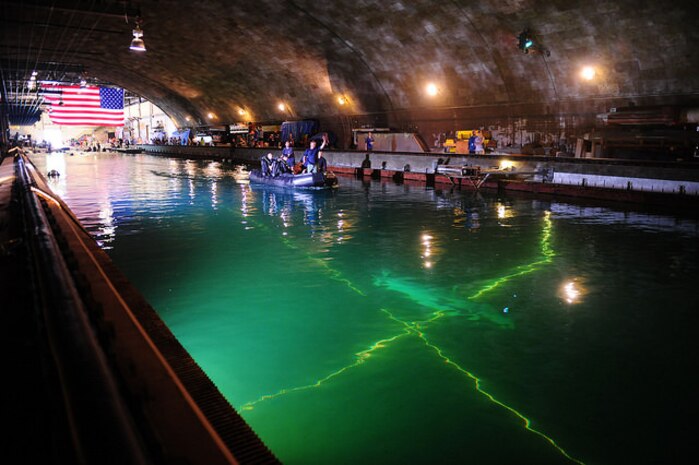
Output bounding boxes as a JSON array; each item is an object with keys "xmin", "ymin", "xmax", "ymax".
[{"xmin": 15, "ymin": 154, "xmax": 152, "ymax": 465}]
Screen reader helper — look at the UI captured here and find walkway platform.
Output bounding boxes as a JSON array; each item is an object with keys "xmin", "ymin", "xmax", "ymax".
[{"xmin": 0, "ymin": 152, "xmax": 279, "ymax": 465}]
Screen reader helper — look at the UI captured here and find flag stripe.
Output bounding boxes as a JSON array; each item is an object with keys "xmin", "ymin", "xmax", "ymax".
[
  {"xmin": 42, "ymin": 84, "xmax": 125, "ymax": 127},
  {"xmin": 47, "ymin": 110, "xmax": 124, "ymax": 115}
]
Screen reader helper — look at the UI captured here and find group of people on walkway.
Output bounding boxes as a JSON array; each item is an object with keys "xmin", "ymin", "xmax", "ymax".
[{"xmin": 260, "ymin": 139, "xmax": 328, "ymax": 177}]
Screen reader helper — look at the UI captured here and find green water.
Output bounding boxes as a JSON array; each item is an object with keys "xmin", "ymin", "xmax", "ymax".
[{"xmin": 35, "ymin": 152, "xmax": 698, "ymax": 464}]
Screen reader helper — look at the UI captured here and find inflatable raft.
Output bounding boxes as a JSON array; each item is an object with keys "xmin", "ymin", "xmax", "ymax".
[{"xmin": 248, "ymin": 169, "xmax": 338, "ymax": 188}]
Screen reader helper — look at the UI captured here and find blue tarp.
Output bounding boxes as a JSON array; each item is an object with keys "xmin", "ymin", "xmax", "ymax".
[
  {"xmin": 281, "ymin": 120, "xmax": 318, "ymax": 145},
  {"xmin": 171, "ymin": 128, "xmax": 191, "ymax": 145}
]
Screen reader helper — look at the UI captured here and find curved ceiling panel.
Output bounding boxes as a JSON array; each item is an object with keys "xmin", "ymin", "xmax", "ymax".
[{"xmin": 2, "ymin": 0, "xmax": 698, "ymax": 126}]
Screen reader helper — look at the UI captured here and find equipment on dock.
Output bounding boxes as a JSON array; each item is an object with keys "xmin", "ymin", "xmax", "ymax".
[{"xmin": 435, "ymin": 164, "xmax": 548, "ymax": 188}]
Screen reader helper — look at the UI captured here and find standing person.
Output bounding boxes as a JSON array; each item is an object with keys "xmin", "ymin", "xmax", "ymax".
[
  {"xmin": 468, "ymin": 131, "xmax": 476, "ymax": 154},
  {"xmin": 474, "ymin": 131, "xmax": 485, "ymax": 154},
  {"xmin": 302, "ymin": 137, "xmax": 327, "ymax": 173},
  {"xmin": 302, "ymin": 140, "xmax": 320, "ymax": 173},
  {"xmin": 365, "ymin": 132, "xmax": 374, "ymax": 151}
]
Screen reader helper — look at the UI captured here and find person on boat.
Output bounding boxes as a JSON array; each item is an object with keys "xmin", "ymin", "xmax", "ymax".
[
  {"xmin": 260, "ymin": 152, "xmax": 275, "ymax": 177},
  {"xmin": 302, "ymin": 140, "xmax": 320, "ymax": 173},
  {"xmin": 282, "ymin": 140, "xmax": 295, "ymax": 168},
  {"xmin": 317, "ymin": 151, "xmax": 328, "ymax": 174},
  {"xmin": 303, "ymin": 137, "xmax": 328, "ymax": 173},
  {"xmin": 277, "ymin": 154, "xmax": 292, "ymax": 174}
]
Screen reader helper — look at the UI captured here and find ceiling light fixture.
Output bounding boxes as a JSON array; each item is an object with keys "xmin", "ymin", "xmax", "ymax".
[
  {"xmin": 516, "ymin": 28, "xmax": 550, "ymax": 57},
  {"xmin": 580, "ymin": 65, "xmax": 596, "ymax": 81},
  {"xmin": 130, "ymin": 18, "xmax": 146, "ymax": 52},
  {"xmin": 426, "ymin": 82, "xmax": 439, "ymax": 97},
  {"xmin": 28, "ymin": 71, "xmax": 37, "ymax": 90}
]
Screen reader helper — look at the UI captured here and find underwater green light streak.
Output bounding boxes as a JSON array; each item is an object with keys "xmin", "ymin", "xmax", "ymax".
[
  {"xmin": 239, "ymin": 325, "xmax": 411, "ymax": 411},
  {"xmin": 468, "ymin": 211, "xmax": 555, "ymax": 300},
  {"xmin": 420, "ymin": 338, "xmax": 584, "ymax": 464},
  {"xmin": 386, "ymin": 308, "xmax": 585, "ymax": 465},
  {"xmin": 239, "ymin": 208, "xmax": 583, "ymax": 463}
]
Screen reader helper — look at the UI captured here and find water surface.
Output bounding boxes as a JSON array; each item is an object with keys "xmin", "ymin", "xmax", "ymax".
[{"xmin": 35, "ymin": 152, "xmax": 698, "ymax": 464}]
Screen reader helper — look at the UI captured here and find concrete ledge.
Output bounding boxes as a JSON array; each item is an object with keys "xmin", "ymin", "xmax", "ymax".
[
  {"xmin": 138, "ymin": 144, "xmax": 699, "ymax": 203},
  {"xmin": 24, "ymin": 159, "xmax": 279, "ymax": 465}
]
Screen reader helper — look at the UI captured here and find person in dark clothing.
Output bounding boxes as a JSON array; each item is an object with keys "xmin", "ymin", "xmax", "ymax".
[
  {"xmin": 317, "ymin": 151, "xmax": 328, "ymax": 174},
  {"xmin": 278, "ymin": 154, "xmax": 292, "ymax": 174},
  {"xmin": 361, "ymin": 153, "xmax": 371, "ymax": 168},
  {"xmin": 260, "ymin": 152, "xmax": 275, "ymax": 176}
]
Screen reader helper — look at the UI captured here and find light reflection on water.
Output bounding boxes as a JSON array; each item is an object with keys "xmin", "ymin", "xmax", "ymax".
[{"xmin": 32, "ymin": 152, "xmax": 699, "ymax": 465}]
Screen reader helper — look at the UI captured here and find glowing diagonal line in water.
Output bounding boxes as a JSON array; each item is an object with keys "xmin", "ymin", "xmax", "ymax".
[
  {"xmin": 240, "ymin": 211, "xmax": 582, "ymax": 462},
  {"xmin": 240, "ymin": 323, "xmax": 410, "ymax": 411},
  {"xmin": 241, "ymin": 212, "xmax": 555, "ymax": 407},
  {"xmin": 304, "ymin": 254, "xmax": 366, "ymax": 296},
  {"xmin": 468, "ymin": 211, "xmax": 555, "ymax": 300},
  {"xmin": 383, "ymin": 310, "xmax": 584, "ymax": 465}
]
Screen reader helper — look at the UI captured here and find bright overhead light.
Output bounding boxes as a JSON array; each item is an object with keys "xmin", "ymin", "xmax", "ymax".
[
  {"xmin": 129, "ymin": 20, "xmax": 146, "ymax": 52},
  {"xmin": 277, "ymin": 103, "xmax": 286, "ymax": 111},
  {"xmin": 580, "ymin": 66, "xmax": 596, "ymax": 81},
  {"xmin": 426, "ymin": 82, "xmax": 439, "ymax": 96},
  {"xmin": 337, "ymin": 95, "xmax": 348, "ymax": 105},
  {"xmin": 238, "ymin": 108, "xmax": 247, "ymax": 115},
  {"xmin": 207, "ymin": 112, "xmax": 216, "ymax": 119}
]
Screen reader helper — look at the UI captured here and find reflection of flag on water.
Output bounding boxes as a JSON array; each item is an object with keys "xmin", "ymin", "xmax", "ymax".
[{"xmin": 42, "ymin": 85, "xmax": 124, "ymax": 126}]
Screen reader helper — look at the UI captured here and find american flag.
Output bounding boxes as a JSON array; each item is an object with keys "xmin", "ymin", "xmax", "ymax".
[{"xmin": 42, "ymin": 85, "xmax": 125, "ymax": 126}]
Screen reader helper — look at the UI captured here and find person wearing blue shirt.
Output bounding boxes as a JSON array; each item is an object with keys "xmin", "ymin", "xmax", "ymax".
[
  {"xmin": 303, "ymin": 140, "xmax": 319, "ymax": 173},
  {"xmin": 468, "ymin": 133, "xmax": 476, "ymax": 154},
  {"xmin": 282, "ymin": 140, "xmax": 295, "ymax": 168},
  {"xmin": 302, "ymin": 139, "xmax": 327, "ymax": 173},
  {"xmin": 365, "ymin": 132, "xmax": 374, "ymax": 151}
]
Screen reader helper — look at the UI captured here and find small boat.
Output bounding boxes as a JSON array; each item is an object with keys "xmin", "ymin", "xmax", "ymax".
[{"xmin": 248, "ymin": 169, "xmax": 338, "ymax": 188}]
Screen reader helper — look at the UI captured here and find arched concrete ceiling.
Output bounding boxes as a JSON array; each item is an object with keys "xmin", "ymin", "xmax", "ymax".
[{"xmin": 3, "ymin": 0, "xmax": 699, "ymax": 127}]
